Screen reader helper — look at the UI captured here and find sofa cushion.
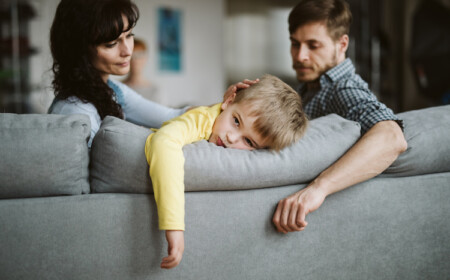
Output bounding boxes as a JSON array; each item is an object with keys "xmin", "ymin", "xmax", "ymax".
[
  {"xmin": 383, "ymin": 105, "xmax": 450, "ymax": 176},
  {"xmin": 0, "ymin": 114, "xmax": 90, "ymax": 199},
  {"xmin": 90, "ymin": 114, "xmax": 361, "ymax": 193}
]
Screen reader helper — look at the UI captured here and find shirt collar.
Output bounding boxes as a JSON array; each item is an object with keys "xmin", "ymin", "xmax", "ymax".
[{"xmin": 323, "ymin": 57, "xmax": 354, "ymax": 83}]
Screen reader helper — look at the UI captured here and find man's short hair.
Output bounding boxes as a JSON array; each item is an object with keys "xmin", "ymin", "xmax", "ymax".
[
  {"xmin": 233, "ymin": 74, "xmax": 308, "ymax": 151},
  {"xmin": 288, "ymin": 0, "xmax": 352, "ymax": 41}
]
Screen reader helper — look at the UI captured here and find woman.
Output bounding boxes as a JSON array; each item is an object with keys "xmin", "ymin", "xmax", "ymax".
[
  {"xmin": 48, "ymin": 0, "xmax": 187, "ymax": 147},
  {"xmin": 48, "ymin": 0, "xmax": 255, "ymax": 148}
]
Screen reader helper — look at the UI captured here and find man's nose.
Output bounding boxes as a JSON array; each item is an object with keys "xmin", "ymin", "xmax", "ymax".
[{"xmin": 297, "ymin": 45, "xmax": 309, "ymax": 62}]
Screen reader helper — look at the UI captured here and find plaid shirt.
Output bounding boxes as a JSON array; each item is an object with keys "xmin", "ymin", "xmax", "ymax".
[{"xmin": 298, "ymin": 58, "xmax": 403, "ymax": 134}]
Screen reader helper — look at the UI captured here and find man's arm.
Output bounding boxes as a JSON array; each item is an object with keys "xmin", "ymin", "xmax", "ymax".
[{"xmin": 273, "ymin": 120, "xmax": 407, "ymax": 233}]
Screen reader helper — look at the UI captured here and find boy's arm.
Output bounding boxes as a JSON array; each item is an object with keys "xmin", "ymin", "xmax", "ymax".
[
  {"xmin": 145, "ymin": 105, "xmax": 219, "ymax": 268},
  {"xmin": 146, "ymin": 106, "xmax": 217, "ymax": 231}
]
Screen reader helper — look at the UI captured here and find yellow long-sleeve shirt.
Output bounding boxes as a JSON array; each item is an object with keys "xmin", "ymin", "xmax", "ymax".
[{"xmin": 145, "ymin": 103, "xmax": 222, "ymax": 231}]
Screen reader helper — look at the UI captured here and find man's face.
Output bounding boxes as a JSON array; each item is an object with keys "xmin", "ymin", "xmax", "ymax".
[
  {"xmin": 209, "ymin": 100, "xmax": 267, "ymax": 151},
  {"xmin": 290, "ymin": 21, "xmax": 347, "ymax": 83}
]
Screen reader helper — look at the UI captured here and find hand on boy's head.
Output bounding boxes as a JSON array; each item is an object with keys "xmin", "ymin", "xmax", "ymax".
[
  {"xmin": 223, "ymin": 78, "xmax": 259, "ymax": 102},
  {"xmin": 161, "ymin": 230, "xmax": 184, "ymax": 269}
]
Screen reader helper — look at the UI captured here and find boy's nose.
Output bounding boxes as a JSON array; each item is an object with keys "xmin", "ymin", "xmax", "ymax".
[{"xmin": 226, "ymin": 131, "xmax": 239, "ymax": 144}]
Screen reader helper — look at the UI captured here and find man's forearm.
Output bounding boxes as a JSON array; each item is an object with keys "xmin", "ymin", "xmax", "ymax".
[
  {"xmin": 312, "ymin": 120, "xmax": 407, "ymax": 196},
  {"xmin": 273, "ymin": 120, "xmax": 407, "ymax": 233}
]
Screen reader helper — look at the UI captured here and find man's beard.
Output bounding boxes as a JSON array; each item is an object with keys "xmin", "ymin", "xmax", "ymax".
[{"xmin": 293, "ymin": 50, "xmax": 339, "ymax": 83}]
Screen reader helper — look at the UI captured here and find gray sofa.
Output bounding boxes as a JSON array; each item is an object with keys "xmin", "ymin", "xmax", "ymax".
[{"xmin": 1, "ymin": 105, "xmax": 449, "ymax": 280}]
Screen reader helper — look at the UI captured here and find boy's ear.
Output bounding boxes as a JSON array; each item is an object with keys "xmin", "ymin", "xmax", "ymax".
[{"xmin": 221, "ymin": 92, "xmax": 236, "ymax": 110}]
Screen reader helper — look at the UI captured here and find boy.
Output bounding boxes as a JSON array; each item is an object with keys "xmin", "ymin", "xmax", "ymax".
[{"xmin": 145, "ymin": 74, "xmax": 308, "ymax": 269}]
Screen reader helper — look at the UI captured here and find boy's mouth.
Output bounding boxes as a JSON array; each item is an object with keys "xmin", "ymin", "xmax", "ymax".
[{"xmin": 216, "ymin": 137, "xmax": 226, "ymax": 148}]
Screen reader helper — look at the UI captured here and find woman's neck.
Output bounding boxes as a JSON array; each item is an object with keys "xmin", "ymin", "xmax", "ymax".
[{"xmin": 101, "ymin": 74, "xmax": 110, "ymax": 83}]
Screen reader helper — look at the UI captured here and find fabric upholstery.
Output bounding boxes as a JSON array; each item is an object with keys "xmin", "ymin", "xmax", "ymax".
[
  {"xmin": 90, "ymin": 114, "xmax": 361, "ymax": 193},
  {"xmin": 0, "ymin": 113, "xmax": 90, "ymax": 198},
  {"xmin": 1, "ymin": 173, "xmax": 449, "ymax": 279},
  {"xmin": 384, "ymin": 105, "xmax": 450, "ymax": 176}
]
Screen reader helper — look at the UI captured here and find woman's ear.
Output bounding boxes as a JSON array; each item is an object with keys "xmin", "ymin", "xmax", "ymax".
[{"xmin": 221, "ymin": 92, "xmax": 236, "ymax": 110}]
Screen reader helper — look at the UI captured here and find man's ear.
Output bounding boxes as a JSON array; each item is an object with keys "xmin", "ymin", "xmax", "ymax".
[
  {"xmin": 338, "ymin": 34, "xmax": 349, "ymax": 54},
  {"xmin": 221, "ymin": 92, "xmax": 236, "ymax": 110}
]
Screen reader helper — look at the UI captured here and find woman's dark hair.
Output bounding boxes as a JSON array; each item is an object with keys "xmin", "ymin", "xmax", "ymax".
[
  {"xmin": 288, "ymin": 0, "xmax": 352, "ymax": 41},
  {"xmin": 50, "ymin": 0, "xmax": 139, "ymax": 119}
]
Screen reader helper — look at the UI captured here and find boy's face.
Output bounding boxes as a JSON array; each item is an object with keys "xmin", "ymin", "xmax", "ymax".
[{"xmin": 209, "ymin": 98, "xmax": 268, "ymax": 151}]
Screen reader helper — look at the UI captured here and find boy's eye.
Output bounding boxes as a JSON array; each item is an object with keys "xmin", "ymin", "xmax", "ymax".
[
  {"xmin": 233, "ymin": 117, "xmax": 240, "ymax": 126},
  {"xmin": 245, "ymin": 138, "xmax": 253, "ymax": 147}
]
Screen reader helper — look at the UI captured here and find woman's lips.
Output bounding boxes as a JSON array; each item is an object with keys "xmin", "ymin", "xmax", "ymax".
[{"xmin": 117, "ymin": 61, "xmax": 130, "ymax": 67}]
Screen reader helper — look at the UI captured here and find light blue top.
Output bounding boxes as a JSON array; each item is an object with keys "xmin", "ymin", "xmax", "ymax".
[{"xmin": 49, "ymin": 79, "xmax": 187, "ymax": 147}]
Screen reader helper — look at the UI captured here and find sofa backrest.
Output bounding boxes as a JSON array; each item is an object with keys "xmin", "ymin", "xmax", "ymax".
[{"xmin": 0, "ymin": 114, "xmax": 90, "ymax": 199}]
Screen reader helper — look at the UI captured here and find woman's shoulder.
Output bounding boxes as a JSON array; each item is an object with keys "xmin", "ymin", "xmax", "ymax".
[
  {"xmin": 108, "ymin": 79, "xmax": 135, "ymax": 95},
  {"xmin": 49, "ymin": 96, "xmax": 99, "ymax": 115}
]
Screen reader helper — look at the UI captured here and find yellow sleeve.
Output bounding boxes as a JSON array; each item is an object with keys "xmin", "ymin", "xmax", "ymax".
[{"xmin": 144, "ymin": 104, "xmax": 221, "ymax": 230}]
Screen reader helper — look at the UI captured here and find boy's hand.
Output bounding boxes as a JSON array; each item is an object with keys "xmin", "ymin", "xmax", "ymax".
[
  {"xmin": 223, "ymin": 78, "xmax": 259, "ymax": 102},
  {"xmin": 161, "ymin": 230, "xmax": 184, "ymax": 269}
]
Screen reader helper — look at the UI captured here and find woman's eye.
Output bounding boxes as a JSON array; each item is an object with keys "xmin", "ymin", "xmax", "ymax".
[
  {"xmin": 105, "ymin": 42, "xmax": 117, "ymax": 48},
  {"xmin": 127, "ymin": 33, "xmax": 135, "ymax": 38}
]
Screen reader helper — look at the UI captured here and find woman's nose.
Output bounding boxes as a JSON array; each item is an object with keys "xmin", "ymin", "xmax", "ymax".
[{"xmin": 121, "ymin": 41, "xmax": 133, "ymax": 57}]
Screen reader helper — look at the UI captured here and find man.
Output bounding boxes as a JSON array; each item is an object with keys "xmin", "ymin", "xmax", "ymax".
[{"xmin": 272, "ymin": 0, "xmax": 408, "ymax": 233}]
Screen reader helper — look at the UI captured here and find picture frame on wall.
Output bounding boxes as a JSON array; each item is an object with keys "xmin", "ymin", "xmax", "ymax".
[{"xmin": 157, "ymin": 7, "xmax": 182, "ymax": 73}]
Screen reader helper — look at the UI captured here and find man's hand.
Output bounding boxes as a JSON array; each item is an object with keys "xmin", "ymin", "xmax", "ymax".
[
  {"xmin": 161, "ymin": 230, "xmax": 184, "ymax": 269},
  {"xmin": 273, "ymin": 184, "xmax": 327, "ymax": 233},
  {"xmin": 272, "ymin": 120, "xmax": 407, "ymax": 233},
  {"xmin": 223, "ymin": 78, "xmax": 259, "ymax": 102}
]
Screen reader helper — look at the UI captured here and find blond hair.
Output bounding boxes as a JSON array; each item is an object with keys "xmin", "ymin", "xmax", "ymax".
[{"xmin": 233, "ymin": 74, "xmax": 308, "ymax": 151}]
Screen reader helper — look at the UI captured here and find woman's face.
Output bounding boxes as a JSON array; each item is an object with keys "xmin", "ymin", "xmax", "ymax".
[{"xmin": 92, "ymin": 16, "xmax": 135, "ymax": 82}]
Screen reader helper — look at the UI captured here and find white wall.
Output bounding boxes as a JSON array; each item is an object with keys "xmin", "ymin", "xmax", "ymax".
[
  {"xmin": 28, "ymin": 0, "xmax": 225, "ymax": 112},
  {"xmin": 128, "ymin": 0, "xmax": 225, "ymax": 107},
  {"xmin": 224, "ymin": 8, "xmax": 294, "ymax": 84}
]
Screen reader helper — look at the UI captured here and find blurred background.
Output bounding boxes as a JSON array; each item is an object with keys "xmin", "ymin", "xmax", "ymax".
[{"xmin": 1, "ymin": 0, "xmax": 449, "ymax": 114}]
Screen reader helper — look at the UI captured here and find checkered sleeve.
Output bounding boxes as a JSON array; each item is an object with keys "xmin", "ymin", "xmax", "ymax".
[{"xmin": 328, "ymin": 80, "xmax": 403, "ymax": 134}]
